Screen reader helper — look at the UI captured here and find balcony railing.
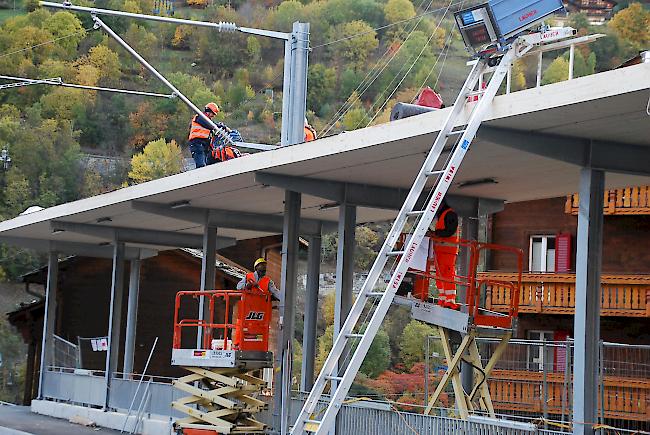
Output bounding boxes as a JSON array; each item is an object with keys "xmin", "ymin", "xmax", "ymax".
[
  {"xmin": 482, "ymin": 272, "xmax": 650, "ymax": 317},
  {"xmin": 566, "ymin": 186, "xmax": 650, "ymax": 215}
]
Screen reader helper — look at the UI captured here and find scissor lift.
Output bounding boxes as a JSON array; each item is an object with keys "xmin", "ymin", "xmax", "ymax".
[
  {"xmin": 171, "ymin": 289, "xmax": 273, "ymax": 435},
  {"xmin": 396, "ymin": 235, "xmax": 523, "ymax": 418}
]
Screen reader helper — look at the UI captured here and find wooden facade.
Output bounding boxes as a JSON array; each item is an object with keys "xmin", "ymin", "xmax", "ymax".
[{"xmin": 566, "ymin": 186, "xmax": 650, "ymax": 216}]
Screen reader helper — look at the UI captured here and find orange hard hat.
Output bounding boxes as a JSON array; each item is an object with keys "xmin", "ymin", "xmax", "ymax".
[{"xmin": 205, "ymin": 102, "xmax": 220, "ymax": 114}]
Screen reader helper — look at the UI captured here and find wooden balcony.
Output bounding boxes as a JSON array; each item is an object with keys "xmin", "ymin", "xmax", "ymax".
[
  {"xmin": 566, "ymin": 186, "xmax": 650, "ymax": 215},
  {"xmin": 489, "ymin": 370, "xmax": 650, "ymax": 422},
  {"xmin": 481, "ymin": 272, "xmax": 650, "ymax": 317}
]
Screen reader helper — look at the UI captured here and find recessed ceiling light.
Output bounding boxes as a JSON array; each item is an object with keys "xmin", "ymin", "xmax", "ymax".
[
  {"xmin": 170, "ymin": 200, "xmax": 191, "ymax": 209},
  {"xmin": 457, "ymin": 178, "xmax": 498, "ymax": 189}
]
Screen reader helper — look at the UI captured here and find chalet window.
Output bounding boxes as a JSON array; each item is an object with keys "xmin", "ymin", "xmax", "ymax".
[{"xmin": 529, "ymin": 235, "xmax": 556, "ymax": 272}]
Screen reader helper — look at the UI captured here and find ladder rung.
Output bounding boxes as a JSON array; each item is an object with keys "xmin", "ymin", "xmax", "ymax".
[
  {"xmin": 425, "ymin": 170, "xmax": 444, "ymax": 176},
  {"xmin": 386, "ymin": 251, "xmax": 404, "ymax": 257},
  {"xmin": 406, "ymin": 210, "xmax": 425, "ymax": 217},
  {"xmin": 346, "ymin": 333, "xmax": 363, "ymax": 339},
  {"xmin": 366, "ymin": 292, "xmax": 384, "ymax": 297},
  {"xmin": 447, "ymin": 129, "xmax": 466, "ymax": 136},
  {"xmin": 326, "ymin": 375, "xmax": 344, "ymax": 382}
]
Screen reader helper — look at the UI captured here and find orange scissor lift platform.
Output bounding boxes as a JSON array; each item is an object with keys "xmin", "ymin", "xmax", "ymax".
[
  {"xmin": 395, "ymin": 234, "xmax": 524, "ymax": 419},
  {"xmin": 171, "ymin": 289, "xmax": 273, "ymax": 435}
]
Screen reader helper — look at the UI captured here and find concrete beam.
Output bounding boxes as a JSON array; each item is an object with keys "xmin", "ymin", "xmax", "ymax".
[
  {"xmin": 479, "ymin": 126, "xmax": 650, "ymax": 176},
  {"xmin": 130, "ymin": 201, "xmax": 335, "ymax": 235},
  {"xmin": 0, "ymin": 236, "xmax": 156, "ymax": 260},
  {"xmin": 50, "ymin": 221, "xmax": 236, "ymax": 249},
  {"xmin": 255, "ymin": 173, "xmax": 504, "ymax": 216}
]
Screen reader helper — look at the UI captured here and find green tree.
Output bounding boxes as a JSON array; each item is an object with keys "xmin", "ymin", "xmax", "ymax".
[
  {"xmin": 85, "ymin": 45, "xmax": 122, "ymax": 86},
  {"xmin": 128, "ymin": 138, "xmax": 183, "ymax": 183},
  {"xmin": 384, "ymin": 0, "xmax": 416, "ymax": 39},
  {"xmin": 307, "ymin": 63, "xmax": 336, "ymax": 115},
  {"xmin": 342, "ymin": 107, "xmax": 369, "ymax": 131},
  {"xmin": 269, "ymin": 0, "xmax": 304, "ymax": 32},
  {"xmin": 609, "ymin": 3, "xmax": 650, "ymax": 49},
  {"xmin": 399, "ymin": 320, "xmax": 437, "ymax": 369},
  {"xmin": 316, "ymin": 325, "xmax": 391, "ymax": 378},
  {"xmin": 329, "ymin": 21, "xmax": 378, "ymax": 71},
  {"xmin": 43, "ymin": 11, "xmax": 86, "ymax": 58},
  {"xmin": 541, "ymin": 56, "xmax": 570, "ymax": 85}
]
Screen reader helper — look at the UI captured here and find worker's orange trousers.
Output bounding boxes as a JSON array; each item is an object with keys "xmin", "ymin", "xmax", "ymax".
[{"xmin": 433, "ymin": 244, "xmax": 458, "ymax": 305}]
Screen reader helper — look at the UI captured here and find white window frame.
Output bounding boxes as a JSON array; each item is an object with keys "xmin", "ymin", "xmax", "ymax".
[
  {"xmin": 528, "ymin": 235, "xmax": 556, "ymax": 273},
  {"xmin": 526, "ymin": 330, "xmax": 555, "ymax": 371}
]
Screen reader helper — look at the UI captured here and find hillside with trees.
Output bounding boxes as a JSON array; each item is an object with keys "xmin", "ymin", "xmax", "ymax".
[{"xmin": 0, "ymin": 0, "xmax": 647, "ymax": 405}]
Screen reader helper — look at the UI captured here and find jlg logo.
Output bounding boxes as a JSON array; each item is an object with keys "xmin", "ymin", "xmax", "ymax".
[{"xmin": 245, "ymin": 311, "xmax": 265, "ymax": 320}]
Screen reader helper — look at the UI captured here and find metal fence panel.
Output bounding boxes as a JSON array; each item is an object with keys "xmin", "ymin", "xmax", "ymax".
[{"xmin": 42, "ymin": 370, "xmax": 104, "ymax": 407}]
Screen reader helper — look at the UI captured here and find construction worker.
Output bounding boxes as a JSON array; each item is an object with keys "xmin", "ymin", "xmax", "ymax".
[
  {"xmin": 432, "ymin": 202, "xmax": 460, "ymax": 309},
  {"xmin": 237, "ymin": 258, "xmax": 280, "ymax": 300},
  {"xmin": 304, "ymin": 118, "xmax": 317, "ymax": 142},
  {"xmin": 209, "ymin": 129, "xmax": 244, "ymax": 163},
  {"xmin": 188, "ymin": 102, "xmax": 221, "ymax": 168}
]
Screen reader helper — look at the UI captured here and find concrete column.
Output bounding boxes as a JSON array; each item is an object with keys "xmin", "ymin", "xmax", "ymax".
[
  {"xmin": 301, "ymin": 228, "xmax": 322, "ymax": 392},
  {"xmin": 123, "ymin": 258, "xmax": 141, "ymax": 376},
  {"xmin": 37, "ymin": 251, "xmax": 58, "ymax": 399},
  {"xmin": 573, "ymin": 168, "xmax": 605, "ymax": 435},
  {"xmin": 274, "ymin": 190, "xmax": 301, "ymax": 434},
  {"xmin": 105, "ymin": 241, "xmax": 125, "ymax": 409},
  {"xmin": 197, "ymin": 216, "xmax": 217, "ymax": 349},
  {"xmin": 333, "ymin": 204, "xmax": 356, "ymax": 391}
]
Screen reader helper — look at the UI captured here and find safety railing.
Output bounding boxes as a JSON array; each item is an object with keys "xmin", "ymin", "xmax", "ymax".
[
  {"xmin": 566, "ymin": 186, "xmax": 650, "ymax": 215},
  {"xmin": 482, "ymin": 272, "xmax": 650, "ymax": 317}
]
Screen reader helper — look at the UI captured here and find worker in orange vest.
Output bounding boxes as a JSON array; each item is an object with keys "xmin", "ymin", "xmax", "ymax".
[
  {"xmin": 237, "ymin": 258, "xmax": 280, "ymax": 300},
  {"xmin": 188, "ymin": 102, "xmax": 224, "ymax": 168},
  {"xmin": 304, "ymin": 118, "xmax": 317, "ymax": 142},
  {"xmin": 432, "ymin": 202, "xmax": 460, "ymax": 310}
]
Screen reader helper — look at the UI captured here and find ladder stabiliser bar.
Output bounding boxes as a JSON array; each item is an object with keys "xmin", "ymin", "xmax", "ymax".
[{"xmin": 291, "ymin": 44, "xmax": 519, "ymax": 434}]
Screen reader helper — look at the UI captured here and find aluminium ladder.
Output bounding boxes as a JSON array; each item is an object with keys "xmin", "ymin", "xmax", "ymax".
[{"xmin": 291, "ymin": 43, "xmax": 520, "ymax": 435}]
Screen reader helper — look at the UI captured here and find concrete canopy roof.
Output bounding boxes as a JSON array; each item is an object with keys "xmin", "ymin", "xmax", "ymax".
[{"xmin": 0, "ymin": 62, "xmax": 649, "ymax": 253}]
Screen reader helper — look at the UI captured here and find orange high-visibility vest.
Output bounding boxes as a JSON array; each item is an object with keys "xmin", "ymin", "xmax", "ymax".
[
  {"xmin": 188, "ymin": 115, "xmax": 211, "ymax": 141},
  {"xmin": 245, "ymin": 272, "xmax": 271, "ymax": 295},
  {"xmin": 304, "ymin": 126, "xmax": 316, "ymax": 142}
]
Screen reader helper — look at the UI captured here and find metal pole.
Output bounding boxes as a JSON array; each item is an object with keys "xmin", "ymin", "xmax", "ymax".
[
  {"xmin": 536, "ymin": 52, "xmax": 543, "ymax": 87},
  {"xmin": 459, "ymin": 217, "xmax": 478, "ymax": 395},
  {"xmin": 0, "ymin": 75, "xmax": 174, "ymax": 98},
  {"xmin": 506, "ymin": 65, "xmax": 512, "ymax": 94},
  {"xmin": 599, "ymin": 339, "xmax": 605, "ymax": 429},
  {"xmin": 105, "ymin": 241, "xmax": 126, "ymax": 410},
  {"xmin": 198, "ymin": 218, "xmax": 217, "ymax": 349},
  {"xmin": 573, "ymin": 168, "xmax": 605, "ymax": 435},
  {"xmin": 542, "ymin": 338, "xmax": 548, "ymax": 429},
  {"xmin": 37, "ymin": 251, "xmax": 58, "ymax": 398},
  {"xmin": 288, "ymin": 22, "xmax": 309, "ymax": 146},
  {"xmin": 561, "ymin": 338, "xmax": 570, "ymax": 425},
  {"xmin": 333, "ymin": 204, "xmax": 356, "ymax": 393},
  {"xmin": 123, "ymin": 258, "xmax": 141, "ymax": 377},
  {"xmin": 301, "ymin": 229, "xmax": 322, "ymax": 392},
  {"xmin": 40, "ymin": 1, "xmax": 290, "ymax": 40},
  {"xmin": 569, "ymin": 44, "xmax": 575, "ymax": 80},
  {"xmin": 91, "ymin": 16, "xmax": 233, "ymax": 146},
  {"xmin": 274, "ymin": 191, "xmax": 301, "ymax": 433}
]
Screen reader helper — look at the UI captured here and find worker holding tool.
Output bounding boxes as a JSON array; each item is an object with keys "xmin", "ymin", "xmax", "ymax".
[
  {"xmin": 209, "ymin": 129, "xmax": 245, "ymax": 164},
  {"xmin": 431, "ymin": 202, "xmax": 460, "ymax": 310},
  {"xmin": 187, "ymin": 102, "xmax": 220, "ymax": 168},
  {"xmin": 237, "ymin": 258, "xmax": 280, "ymax": 300}
]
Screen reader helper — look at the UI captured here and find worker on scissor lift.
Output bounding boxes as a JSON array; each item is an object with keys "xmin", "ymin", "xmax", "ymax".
[
  {"xmin": 431, "ymin": 201, "xmax": 460, "ymax": 310},
  {"xmin": 237, "ymin": 258, "xmax": 281, "ymax": 300}
]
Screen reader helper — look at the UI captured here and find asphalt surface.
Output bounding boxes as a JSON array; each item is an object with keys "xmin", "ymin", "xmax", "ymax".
[{"xmin": 0, "ymin": 405, "xmax": 121, "ymax": 435}]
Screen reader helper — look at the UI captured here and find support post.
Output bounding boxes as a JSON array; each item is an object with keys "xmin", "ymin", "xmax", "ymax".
[
  {"xmin": 459, "ymin": 216, "xmax": 478, "ymax": 395},
  {"xmin": 123, "ymin": 258, "xmax": 141, "ymax": 376},
  {"xmin": 274, "ymin": 191, "xmax": 301, "ymax": 434},
  {"xmin": 37, "ymin": 251, "xmax": 58, "ymax": 399},
  {"xmin": 573, "ymin": 168, "xmax": 604, "ymax": 435},
  {"xmin": 280, "ymin": 22, "xmax": 309, "ymax": 146},
  {"xmin": 105, "ymin": 241, "xmax": 126, "ymax": 409},
  {"xmin": 301, "ymin": 227, "xmax": 322, "ymax": 392},
  {"xmin": 569, "ymin": 44, "xmax": 575, "ymax": 80},
  {"xmin": 333, "ymin": 204, "xmax": 356, "ymax": 390},
  {"xmin": 197, "ymin": 218, "xmax": 217, "ymax": 348}
]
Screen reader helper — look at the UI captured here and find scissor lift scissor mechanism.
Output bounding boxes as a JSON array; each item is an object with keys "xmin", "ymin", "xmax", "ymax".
[{"xmin": 171, "ymin": 290, "xmax": 273, "ymax": 435}]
